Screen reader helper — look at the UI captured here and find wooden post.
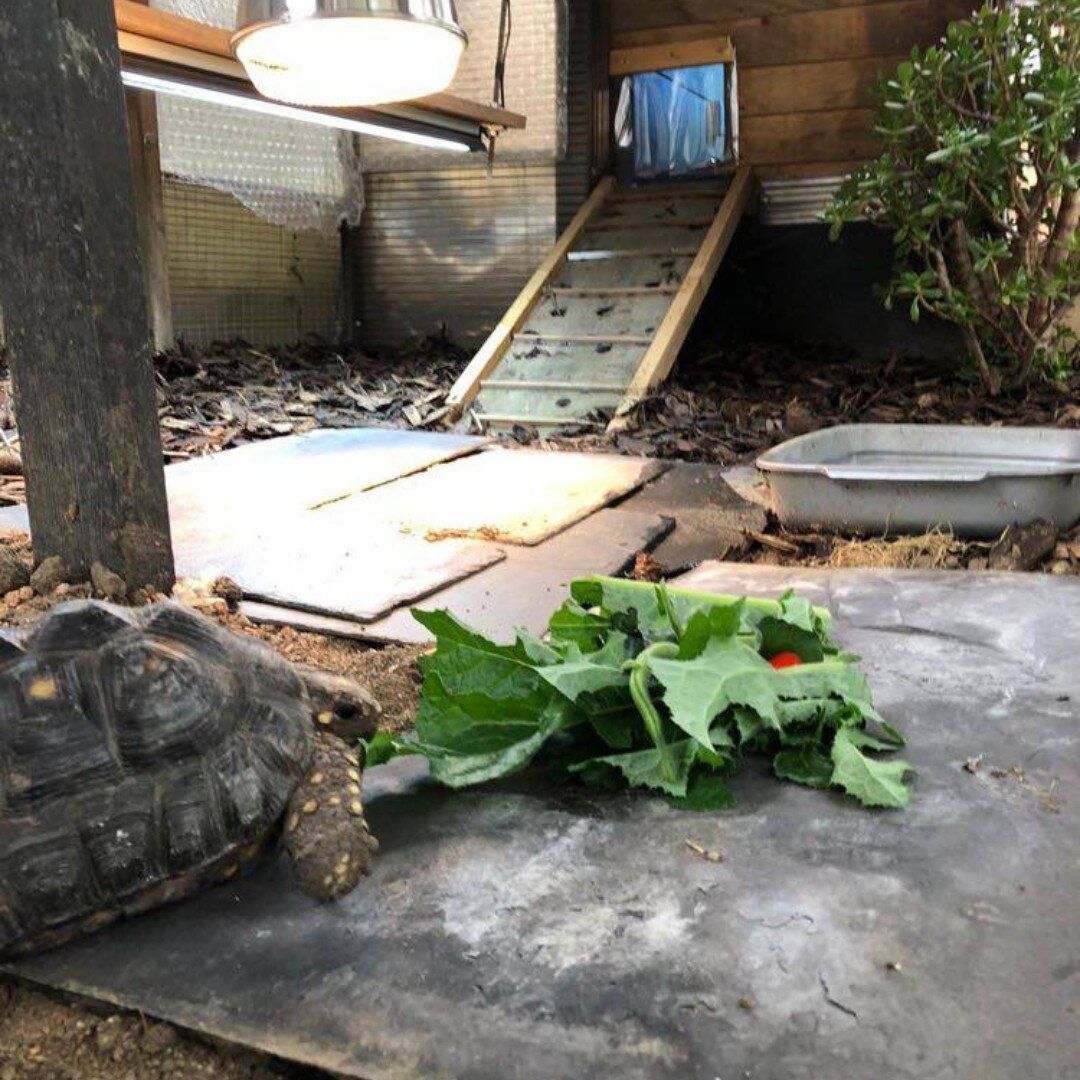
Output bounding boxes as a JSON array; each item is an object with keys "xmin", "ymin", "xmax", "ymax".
[
  {"xmin": 126, "ymin": 0, "xmax": 174, "ymax": 352},
  {"xmin": 0, "ymin": 0, "xmax": 175, "ymax": 591}
]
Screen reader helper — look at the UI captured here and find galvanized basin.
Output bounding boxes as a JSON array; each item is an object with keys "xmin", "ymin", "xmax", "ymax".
[{"xmin": 756, "ymin": 424, "xmax": 1080, "ymax": 538}]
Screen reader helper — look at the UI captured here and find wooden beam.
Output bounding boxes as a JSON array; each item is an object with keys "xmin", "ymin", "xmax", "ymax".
[
  {"xmin": 0, "ymin": 0, "xmax": 173, "ymax": 589},
  {"xmin": 113, "ymin": 0, "xmax": 526, "ymax": 130},
  {"xmin": 118, "ymin": 29, "xmax": 243, "ymax": 79},
  {"xmin": 610, "ymin": 35, "xmax": 735, "ymax": 76},
  {"xmin": 612, "ymin": 24, "xmax": 724, "ymax": 49},
  {"xmin": 125, "ymin": 0, "xmax": 172, "ymax": 353},
  {"xmin": 739, "ymin": 55, "xmax": 902, "ymax": 116},
  {"xmin": 610, "ymin": 164, "xmax": 755, "ymax": 426},
  {"xmin": 741, "ymin": 108, "xmax": 878, "ymax": 166},
  {"xmin": 445, "ymin": 176, "xmax": 616, "ymax": 418},
  {"xmin": 611, "ymin": 1, "xmax": 970, "ymax": 68},
  {"xmin": 609, "ymin": 0, "xmax": 959, "ymax": 37}
]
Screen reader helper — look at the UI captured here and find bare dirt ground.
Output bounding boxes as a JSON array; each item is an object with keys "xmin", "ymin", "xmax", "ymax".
[{"xmin": 0, "ymin": 981, "xmax": 297, "ymax": 1080}]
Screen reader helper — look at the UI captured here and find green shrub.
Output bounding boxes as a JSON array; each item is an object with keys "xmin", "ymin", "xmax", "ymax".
[{"xmin": 825, "ymin": 0, "xmax": 1080, "ymax": 392}]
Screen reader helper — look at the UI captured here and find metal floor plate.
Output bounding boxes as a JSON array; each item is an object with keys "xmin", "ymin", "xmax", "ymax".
[{"xmin": 7, "ymin": 568, "xmax": 1077, "ymax": 1080}]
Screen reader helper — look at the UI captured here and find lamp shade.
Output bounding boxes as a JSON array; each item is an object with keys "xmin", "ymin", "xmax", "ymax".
[{"xmin": 232, "ymin": 0, "xmax": 468, "ymax": 107}]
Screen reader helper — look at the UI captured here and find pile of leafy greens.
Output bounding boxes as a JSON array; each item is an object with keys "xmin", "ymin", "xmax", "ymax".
[{"xmin": 364, "ymin": 577, "xmax": 913, "ymax": 809}]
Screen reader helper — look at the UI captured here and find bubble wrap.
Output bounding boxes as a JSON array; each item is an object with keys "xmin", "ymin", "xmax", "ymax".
[{"xmin": 149, "ymin": 0, "xmax": 364, "ymax": 234}]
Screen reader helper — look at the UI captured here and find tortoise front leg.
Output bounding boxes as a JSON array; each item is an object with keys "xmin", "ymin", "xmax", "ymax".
[{"xmin": 284, "ymin": 733, "xmax": 379, "ymax": 900}]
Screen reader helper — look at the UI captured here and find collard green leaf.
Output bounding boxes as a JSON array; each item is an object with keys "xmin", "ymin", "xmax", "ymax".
[
  {"xmin": 830, "ymin": 726, "xmax": 914, "ymax": 808},
  {"xmin": 774, "ymin": 746, "xmax": 834, "ymax": 789}
]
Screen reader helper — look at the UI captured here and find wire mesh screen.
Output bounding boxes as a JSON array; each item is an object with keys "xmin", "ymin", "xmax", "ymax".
[
  {"xmin": 164, "ymin": 178, "xmax": 343, "ymax": 346},
  {"xmin": 151, "ymin": 0, "xmax": 363, "ymax": 236}
]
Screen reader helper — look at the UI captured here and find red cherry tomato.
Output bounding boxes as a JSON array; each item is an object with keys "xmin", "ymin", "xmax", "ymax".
[{"xmin": 768, "ymin": 651, "xmax": 804, "ymax": 670}]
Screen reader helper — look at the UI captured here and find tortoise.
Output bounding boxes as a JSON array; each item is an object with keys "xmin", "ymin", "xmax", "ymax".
[{"xmin": 0, "ymin": 599, "xmax": 381, "ymax": 956}]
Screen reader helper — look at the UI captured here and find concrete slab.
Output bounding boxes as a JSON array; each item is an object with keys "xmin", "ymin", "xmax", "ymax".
[
  {"xmin": 166, "ymin": 428, "xmax": 488, "ymax": 516},
  {"xmin": 342, "ymin": 450, "xmax": 667, "ymax": 546},
  {"xmin": 239, "ymin": 507, "xmax": 671, "ymax": 642},
  {"xmin": 355, "ymin": 507, "xmax": 673, "ymax": 644},
  {"xmin": 7, "ymin": 568, "xmax": 1077, "ymax": 1080},
  {"xmin": 615, "ymin": 463, "xmax": 768, "ymax": 570}
]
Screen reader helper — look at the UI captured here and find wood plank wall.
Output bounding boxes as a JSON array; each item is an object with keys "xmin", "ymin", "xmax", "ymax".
[{"xmin": 610, "ymin": 0, "xmax": 975, "ymax": 175}]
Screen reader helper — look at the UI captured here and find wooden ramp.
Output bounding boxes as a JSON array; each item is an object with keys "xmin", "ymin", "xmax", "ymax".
[{"xmin": 447, "ymin": 165, "xmax": 755, "ymax": 434}]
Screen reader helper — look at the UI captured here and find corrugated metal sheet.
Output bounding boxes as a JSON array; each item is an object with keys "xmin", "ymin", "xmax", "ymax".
[
  {"xmin": 759, "ymin": 176, "xmax": 846, "ymax": 226},
  {"xmin": 354, "ymin": 165, "xmax": 557, "ymax": 348},
  {"xmin": 164, "ymin": 178, "xmax": 343, "ymax": 345}
]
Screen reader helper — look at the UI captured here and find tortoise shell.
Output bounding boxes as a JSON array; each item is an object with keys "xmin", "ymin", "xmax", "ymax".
[{"xmin": 0, "ymin": 601, "xmax": 315, "ymax": 954}]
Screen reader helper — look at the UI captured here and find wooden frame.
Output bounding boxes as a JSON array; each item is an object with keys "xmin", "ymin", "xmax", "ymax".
[
  {"xmin": 608, "ymin": 163, "xmax": 755, "ymax": 428},
  {"xmin": 445, "ymin": 176, "xmax": 616, "ymax": 419},
  {"xmin": 610, "ymin": 34, "xmax": 735, "ymax": 77},
  {"xmin": 112, "ymin": 0, "xmax": 526, "ymax": 131}
]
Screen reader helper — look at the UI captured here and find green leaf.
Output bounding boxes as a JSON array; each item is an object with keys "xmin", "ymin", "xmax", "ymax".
[
  {"xmin": 536, "ymin": 633, "xmax": 631, "ymax": 702},
  {"xmin": 397, "ymin": 580, "xmax": 908, "ymax": 812},
  {"xmin": 414, "ymin": 677, "xmax": 572, "ymax": 789},
  {"xmin": 546, "ymin": 598, "xmax": 610, "ymax": 649},
  {"xmin": 648, "ymin": 636, "xmax": 776, "ymax": 750},
  {"xmin": 570, "ymin": 740, "xmax": 700, "ymax": 798},
  {"xmin": 830, "ymin": 727, "xmax": 914, "ymax": 808},
  {"xmin": 774, "ymin": 746, "xmax": 834, "ymax": 789},
  {"xmin": 757, "ymin": 615, "xmax": 827, "ymax": 663},
  {"xmin": 570, "ymin": 576, "xmax": 833, "ymax": 645},
  {"xmin": 669, "ymin": 770, "xmax": 737, "ymax": 811},
  {"xmin": 360, "ymin": 731, "xmax": 418, "ymax": 768},
  {"xmin": 649, "ymin": 641, "xmax": 881, "ymax": 753}
]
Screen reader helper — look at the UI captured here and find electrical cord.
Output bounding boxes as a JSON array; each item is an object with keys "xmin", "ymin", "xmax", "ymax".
[
  {"xmin": 493, "ymin": 0, "xmax": 512, "ymax": 108},
  {"xmin": 487, "ymin": 0, "xmax": 512, "ymax": 173}
]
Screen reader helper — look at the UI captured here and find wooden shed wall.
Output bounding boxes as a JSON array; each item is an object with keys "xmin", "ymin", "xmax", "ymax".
[{"xmin": 610, "ymin": 0, "xmax": 974, "ymax": 175}]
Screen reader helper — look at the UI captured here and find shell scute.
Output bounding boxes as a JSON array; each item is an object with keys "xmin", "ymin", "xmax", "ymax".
[
  {"xmin": 78, "ymin": 777, "xmax": 162, "ymax": 897},
  {"xmin": 2, "ymin": 829, "xmax": 96, "ymax": 930},
  {"xmin": 0, "ymin": 656, "xmax": 120, "ymax": 807},
  {"xmin": 161, "ymin": 761, "xmax": 227, "ymax": 874},
  {"xmin": 28, "ymin": 602, "xmax": 138, "ymax": 655},
  {"xmin": 101, "ymin": 637, "xmax": 235, "ymax": 767}
]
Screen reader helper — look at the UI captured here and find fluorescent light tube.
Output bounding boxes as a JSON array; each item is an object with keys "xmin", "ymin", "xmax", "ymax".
[{"xmin": 122, "ymin": 68, "xmax": 477, "ymax": 153}]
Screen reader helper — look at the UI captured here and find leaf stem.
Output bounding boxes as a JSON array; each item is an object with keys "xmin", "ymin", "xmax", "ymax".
[
  {"xmin": 625, "ymin": 642, "xmax": 679, "ymax": 783},
  {"xmin": 655, "ymin": 581, "xmax": 684, "ymax": 641}
]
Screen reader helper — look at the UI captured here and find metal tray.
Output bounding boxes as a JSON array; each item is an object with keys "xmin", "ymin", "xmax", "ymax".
[{"xmin": 756, "ymin": 424, "xmax": 1080, "ymax": 538}]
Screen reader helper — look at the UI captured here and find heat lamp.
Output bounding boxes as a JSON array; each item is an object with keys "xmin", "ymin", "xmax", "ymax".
[{"xmin": 231, "ymin": 0, "xmax": 468, "ymax": 108}]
